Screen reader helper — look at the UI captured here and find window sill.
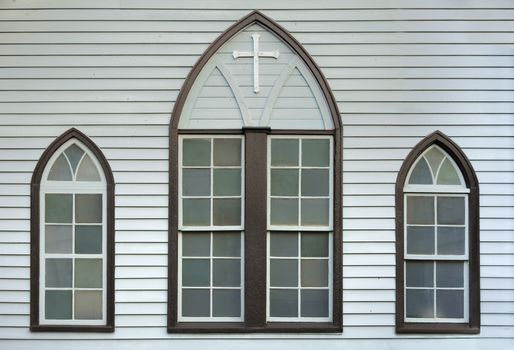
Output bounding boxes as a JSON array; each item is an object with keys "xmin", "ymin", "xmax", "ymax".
[
  {"xmin": 396, "ymin": 322, "xmax": 479, "ymax": 334},
  {"xmin": 169, "ymin": 322, "xmax": 342, "ymax": 333},
  {"xmin": 30, "ymin": 324, "xmax": 114, "ymax": 333}
]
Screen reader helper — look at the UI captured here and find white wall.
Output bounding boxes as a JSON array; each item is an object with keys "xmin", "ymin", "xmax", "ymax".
[{"xmin": 0, "ymin": 0, "xmax": 513, "ymax": 348}]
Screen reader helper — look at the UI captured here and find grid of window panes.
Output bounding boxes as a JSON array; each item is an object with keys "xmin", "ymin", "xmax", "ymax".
[{"xmin": 179, "ymin": 136, "xmax": 244, "ymax": 321}]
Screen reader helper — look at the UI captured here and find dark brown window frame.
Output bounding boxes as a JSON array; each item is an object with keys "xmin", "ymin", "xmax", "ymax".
[
  {"xmin": 395, "ymin": 130, "xmax": 480, "ymax": 334},
  {"xmin": 169, "ymin": 11, "xmax": 342, "ymax": 333},
  {"xmin": 30, "ymin": 128, "xmax": 115, "ymax": 332}
]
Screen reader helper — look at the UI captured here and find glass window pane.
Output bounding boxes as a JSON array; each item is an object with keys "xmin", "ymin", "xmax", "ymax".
[
  {"xmin": 182, "ymin": 198, "xmax": 210, "ymax": 226},
  {"xmin": 75, "ymin": 194, "xmax": 102, "ymax": 223},
  {"xmin": 45, "ymin": 194, "xmax": 72, "ymax": 223},
  {"xmin": 213, "ymin": 259, "xmax": 240, "ymax": 287},
  {"xmin": 436, "ymin": 290, "xmax": 464, "ymax": 318},
  {"xmin": 270, "ymin": 289, "xmax": 298, "ymax": 317},
  {"xmin": 64, "ymin": 144, "xmax": 85, "ymax": 174},
  {"xmin": 408, "ymin": 157, "xmax": 433, "ymax": 185},
  {"xmin": 213, "ymin": 138, "xmax": 241, "ymax": 166},
  {"xmin": 424, "ymin": 147, "xmax": 445, "ymax": 176},
  {"xmin": 437, "ymin": 158, "xmax": 461, "ymax": 185},
  {"xmin": 182, "ymin": 169, "xmax": 210, "ymax": 196},
  {"xmin": 45, "ymin": 258, "xmax": 72, "ymax": 288},
  {"xmin": 182, "ymin": 259, "xmax": 210, "ymax": 287},
  {"xmin": 75, "ymin": 225, "xmax": 102, "ymax": 254},
  {"xmin": 271, "ymin": 169, "xmax": 299, "ymax": 196},
  {"xmin": 406, "ymin": 226, "xmax": 435, "ymax": 255},
  {"xmin": 406, "ymin": 289, "xmax": 434, "ymax": 318},
  {"xmin": 301, "ymin": 198, "xmax": 329, "ymax": 226},
  {"xmin": 45, "ymin": 225, "xmax": 72, "ymax": 254},
  {"xmin": 213, "ymin": 198, "xmax": 241, "ymax": 226},
  {"xmin": 76, "ymin": 154, "xmax": 101, "ymax": 181},
  {"xmin": 271, "ymin": 139, "xmax": 299, "ymax": 166},
  {"xmin": 301, "ymin": 259, "xmax": 328, "ymax": 287},
  {"xmin": 406, "ymin": 196, "xmax": 434, "ymax": 225},
  {"xmin": 301, "ymin": 169, "xmax": 329, "ymax": 197},
  {"xmin": 406, "ymin": 261, "xmax": 433, "ymax": 287},
  {"xmin": 47, "ymin": 154, "xmax": 73, "ymax": 181},
  {"xmin": 213, "ymin": 169, "xmax": 241, "ymax": 196},
  {"xmin": 182, "ymin": 289, "xmax": 210, "ymax": 317},
  {"xmin": 75, "ymin": 258, "xmax": 102, "ymax": 288},
  {"xmin": 302, "ymin": 139, "xmax": 330, "ymax": 167},
  {"xmin": 75, "ymin": 291, "xmax": 102, "ymax": 320},
  {"xmin": 437, "ymin": 227, "xmax": 465, "ymax": 255},
  {"xmin": 213, "ymin": 232, "xmax": 240, "ymax": 257},
  {"xmin": 301, "ymin": 290, "xmax": 328, "ymax": 317},
  {"xmin": 436, "ymin": 261, "xmax": 464, "ymax": 288},
  {"xmin": 437, "ymin": 196, "xmax": 465, "ymax": 225},
  {"xmin": 301, "ymin": 232, "xmax": 329, "ymax": 257},
  {"xmin": 182, "ymin": 232, "xmax": 210, "ymax": 257},
  {"xmin": 270, "ymin": 259, "xmax": 298, "ymax": 287},
  {"xmin": 213, "ymin": 290, "xmax": 241, "ymax": 317},
  {"xmin": 183, "ymin": 138, "xmax": 210, "ymax": 166},
  {"xmin": 45, "ymin": 290, "xmax": 72, "ymax": 320},
  {"xmin": 270, "ymin": 198, "xmax": 298, "ymax": 226},
  {"xmin": 270, "ymin": 232, "xmax": 298, "ymax": 257}
]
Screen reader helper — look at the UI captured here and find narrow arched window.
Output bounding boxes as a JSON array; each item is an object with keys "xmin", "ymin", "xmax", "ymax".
[
  {"xmin": 396, "ymin": 131, "xmax": 480, "ymax": 334},
  {"xmin": 30, "ymin": 129, "xmax": 114, "ymax": 332}
]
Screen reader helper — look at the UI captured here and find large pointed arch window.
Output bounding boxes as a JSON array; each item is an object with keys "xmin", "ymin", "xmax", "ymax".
[
  {"xmin": 396, "ymin": 131, "xmax": 480, "ymax": 334},
  {"xmin": 30, "ymin": 129, "xmax": 114, "ymax": 331}
]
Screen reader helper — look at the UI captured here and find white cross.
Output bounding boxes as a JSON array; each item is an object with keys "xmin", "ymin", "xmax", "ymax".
[{"xmin": 232, "ymin": 33, "xmax": 279, "ymax": 93}]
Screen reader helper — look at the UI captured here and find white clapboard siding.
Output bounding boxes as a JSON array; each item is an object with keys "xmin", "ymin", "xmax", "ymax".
[{"xmin": 0, "ymin": 1, "xmax": 513, "ymax": 349}]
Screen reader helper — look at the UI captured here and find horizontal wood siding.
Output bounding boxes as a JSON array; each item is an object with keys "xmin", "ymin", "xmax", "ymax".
[{"xmin": 0, "ymin": 0, "xmax": 513, "ymax": 347}]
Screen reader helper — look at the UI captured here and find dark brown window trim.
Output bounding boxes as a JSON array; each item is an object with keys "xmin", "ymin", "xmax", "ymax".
[
  {"xmin": 168, "ymin": 10, "xmax": 342, "ymax": 333},
  {"xmin": 395, "ymin": 130, "xmax": 480, "ymax": 334},
  {"xmin": 30, "ymin": 128, "xmax": 115, "ymax": 332}
]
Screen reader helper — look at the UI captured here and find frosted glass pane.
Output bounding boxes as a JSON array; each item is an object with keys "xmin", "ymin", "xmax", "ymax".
[
  {"xmin": 436, "ymin": 261, "xmax": 464, "ymax": 288},
  {"xmin": 270, "ymin": 289, "xmax": 298, "ymax": 317},
  {"xmin": 45, "ymin": 258, "xmax": 72, "ymax": 287},
  {"xmin": 301, "ymin": 169, "xmax": 329, "ymax": 196},
  {"xmin": 436, "ymin": 290, "xmax": 464, "ymax": 318},
  {"xmin": 213, "ymin": 232, "xmax": 240, "ymax": 257},
  {"xmin": 437, "ymin": 227, "xmax": 465, "ymax": 255},
  {"xmin": 75, "ymin": 291, "xmax": 102, "ymax": 320},
  {"xmin": 213, "ymin": 259, "xmax": 240, "ymax": 287},
  {"xmin": 213, "ymin": 138, "xmax": 241, "ymax": 166},
  {"xmin": 406, "ymin": 289, "xmax": 434, "ymax": 318},
  {"xmin": 301, "ymin": 259, "xmax": 328, "ymax": 287},
  {"xmin": 182, "ymin": 198, "xmax": 210, "ymax": 226},
  {"xmin": 182, "ymin": 289, "xmax": 209, "ymax": 317},
  {"xmin": 271, "ymin": 169, "xmax": 299, "ymax": 196},
  {"xmin": 270, "ymin": 232, "xmax": 298, "ymax": 257},
  {"xmin": 75, "ymin": 194, "xmax": 102, "ymax": 223},
  {"xmin": 45, "ymin": 194, "xmax": 72, "ymax": 223},
  {"xmin": 182, "ymin": 232, "xmax": 210, "ymax": 257},
  {"xmin": 406, "ymin": 226, "xmax": 435, "ymax": 255},
  {"xmin": 182, "ymin": 259, "xmax": 210, "ymax": 287},
  {"xmin": 437, "ymin": 158, "xmax": 461, "ymax": 185},
  {"xmin": 301, "ymin": 232, "xmax": 329, "ymax": 257},
  {"xmin": 406, "ymin": 196, "xmax": 434, "ymax": 224},
  {"xmin": 213, "ymin": 289, "xmax": 240, "ymax": 317},
  {"xmin": 75, "ymin": 259, "xmax": 102, "ymax": 288},
  {"xmin": 270, "ymin": 198, "xmax": 298, "ymax": 226},
  {"xmin": 270, "ymin": 259, "xmax": 298, "ymax": 287},
  {"xmin": 408, "ymin": 158, "xmax": 433, "ymax": 185},
  {"xmin": 301, "ymin": 198, "xmax": 329, "ymax": 226},
  {"xmin": 75, "ymin": 225, "xmax": 102, "ymax": 254},
  {"xmin": 182, "ymin": 169, "xmax": 210, "ymax": 196},
  {"xmin": 47, "ymin": 154, "xmax": 72, "ymax": 181},
  {"xmin": 271, "ymin": 139, "xmax": 298, "ymax": 166},
  {"xmin": 64, "ymin": 144, "xmax": 85, "ymax": 174},
  {"xmin": 213, "ymin": 198, "xmax": 241, "ymax": 226},
  {"xmin": 76, "ymin": 154, "xmax": 101, "ymax": 181},
  {"xmin": 213, "ymin": 169, "xmax": 241, "ymax": 196},
  {"xmin": 45, "ymin": 290, "xmax": 71, "ymax": 320},
  {"xmin": 437, "ymin": 196, "xmax": 465, "ymax": 225},
  {"xmin": 302, "ymin": 139, "xmax": 330, "ymax": 167},
  {"xmin": 45, "ymin": 225, "xmax": 72, "ymax": 254},
  {"xmin": 406, "ymin": 261, "xmax": 433, "ymax": 287},
  {"xmin": 183, "ymin": 138, "xmax": 210, "ymax": 166},
  {"xmin": 425, "ymin": 147, "xmax": 444, "ymax": 176},
  {"xmin": 301, "ymin": 290, "xmax": 328, "ymax": 317}
]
